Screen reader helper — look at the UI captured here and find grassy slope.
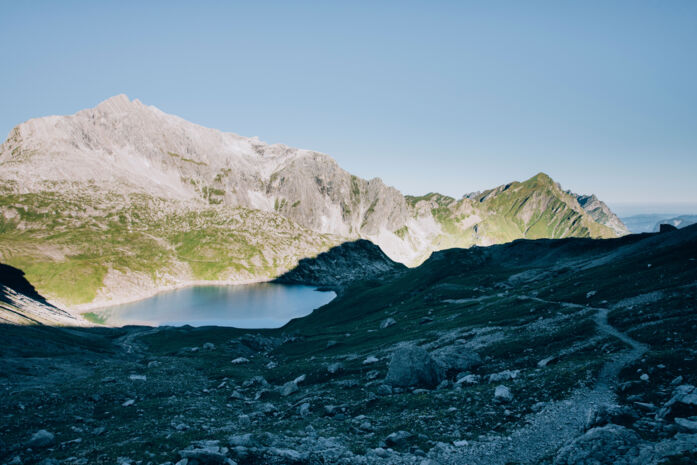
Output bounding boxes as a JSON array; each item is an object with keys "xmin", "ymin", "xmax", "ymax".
[
  {"xmin": 0, "ymin": 172, "xmax": 619, "ymax": 307},
  {"xmin": 0, "ymin": 188, "xmax": 337, "ymax": 306},
  {"xmin": 1, "ymin": 228, "xmax": 695, "ymax": 463},
  {"xmin": 407, "ymin": 173, "xmax": 617, "ymax": 258}
]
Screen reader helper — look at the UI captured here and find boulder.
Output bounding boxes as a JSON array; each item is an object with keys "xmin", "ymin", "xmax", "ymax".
[
  {"xmin": 327, "ymin": 362, "xmax": 343, "ymax": 374},
  {"xmin": 280, "ymin": 381, "xmax": 299, "ymax": 397},
  {"xmin": 657, "ymin": 384, "xmax": 697, "ymax": 420},
  {"xmin": 431, "ymin": 345, "xmax": 482, "ymax": 376},
  {"xmin": 259, "ymin": 403, "xmax": 277, "ymax": 415},
  {"xmin": 674, "ymin": 417, "xmax": 697, "ymax": 433},
  {"xmin": 179, "ymin": 441, "xmax": 236, "ymax": 465},
  {"xmin": 380, "ymin": 317, "xmax": 396, "ymax": 329},
  {"xmin": 228, "ymin": 434, "xmax": 255, "ymax": 448},
  {"xmin": 385, "ymin": 345, "xmax": 442, "ymax": 388},
  {"xmin": 377, "ymin": 384, "xmax": 393, "ymax": 396},
  {"xmin": 585, "ymin": 404, "xmax": 639, "ymax": 430},
  {"xmin": 239, "ymin": 334, "xmax": 281, "ymax": 352},
  {"xmin": 27, "ymin": 429, "xmax": 55, "ymax": 448},
  {"xmin": 488, "ymin": 369, "xmax": 520, "ymax": 383},
  {"xmin": 265, "ymin": 447, "xmax": 308, "ymax": 463},
  {"xmin": 323, "ymin": 405, "xmax": 339, "ymax": 416},
  {"xmin": 242, "ymin": 376, "xmax": 268, "ymax": 388},
  {"xmin": 279, "ymin": 374, "xmax": 305, "ymax": 397},
  {"xmin": 384, "ymin": 431, "xmax": 415, "ymax": 449},
  {"xmin": 553, "ymin": 425, "xmax": 641, "ymax": 465},
  {"xmin": 455, "ymin": 374, "xmax": 480, "ymax": 385},
  {"xmin": 494, "ymin": 385, "xmax": 513, "ymax": 403}
]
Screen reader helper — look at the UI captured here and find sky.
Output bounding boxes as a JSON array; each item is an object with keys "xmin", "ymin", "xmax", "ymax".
[{"xmin": 1, "ymin": 1, "xmax": 696, "ymax": 214}]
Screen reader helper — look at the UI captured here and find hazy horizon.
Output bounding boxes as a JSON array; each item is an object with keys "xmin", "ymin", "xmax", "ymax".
[{"xmin": 611, "ymin": 203, "xmax": 697, "ymax": 218}]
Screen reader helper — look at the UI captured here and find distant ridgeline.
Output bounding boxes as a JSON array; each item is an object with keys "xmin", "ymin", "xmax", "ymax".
[
  {"xmin": 0, "ymin": 95, "xmax": 628, "ymax": 308},
  {"xmin": 621, "ymin": 214, "xmax": 697, "ymax": 234}
]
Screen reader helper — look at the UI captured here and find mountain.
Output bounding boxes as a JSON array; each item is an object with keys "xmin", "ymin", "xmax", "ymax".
[{"xmin": 0, "ymin": 95, "xmax": 625, "ymax": 308}]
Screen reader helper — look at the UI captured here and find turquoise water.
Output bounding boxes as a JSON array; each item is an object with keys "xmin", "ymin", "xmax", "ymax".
[{"xmin": 92, "ymin": 284, "xmax": 335, "ymax": 328}]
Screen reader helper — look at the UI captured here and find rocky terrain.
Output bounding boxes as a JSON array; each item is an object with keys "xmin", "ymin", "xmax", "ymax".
[
  {"xmin": 1, "ymin": 224, "xmax": 695, "ymax": 465},
  {"xmin": 0, "ymin": 95, "xmax": 626, "ymax": 310},
  {"xmin": 0, "ymin": 264, "xmax": 86, "ymax": 326},
  {"xmin": 573, "ymin": 194, "xmax": 630, "ymax": 237}
]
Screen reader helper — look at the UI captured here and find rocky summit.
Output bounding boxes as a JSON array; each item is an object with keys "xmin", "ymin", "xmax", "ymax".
[{"xmin": 0, "ymin": 95, "xmax": 626, "ymax": 311}]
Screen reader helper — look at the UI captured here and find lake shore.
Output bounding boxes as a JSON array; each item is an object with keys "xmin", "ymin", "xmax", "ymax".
[
  {"xmin": 68, "ymin": 277, "xmax": 274, "ymax": 314},
  {"xmin": 77, "ymin": 283, "xmax": 336, "ymax": 328}
]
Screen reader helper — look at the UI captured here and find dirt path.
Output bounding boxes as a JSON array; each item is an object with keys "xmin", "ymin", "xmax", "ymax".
[
  {"xmin": 430, "ymin": 301, "xmax": 648, "ymax": 465},
  {"xmin": 115, "ymin": 327, "xmax": 160, "ymax": 355},
  {"xmin": 593, "ymin": 307, "xmax": 648, "ymax": 392}
]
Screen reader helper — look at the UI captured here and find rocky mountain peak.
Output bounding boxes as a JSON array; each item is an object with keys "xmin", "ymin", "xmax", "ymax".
[
  {"xmin": 528, "ymin": 171, "xmax": 554, "ymax": 185},
  {"xmin": 0, "ymin": 96, "xmax": 631, "ymax": 308},
  {"xmin": 93, "ymin": 93, "xmax": 138, "ymax": 112}
]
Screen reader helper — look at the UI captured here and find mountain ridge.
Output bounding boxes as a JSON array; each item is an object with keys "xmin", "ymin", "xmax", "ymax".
[{"xmin": 0, "ymin": 95, "xmax": 628, "ymax": 309}]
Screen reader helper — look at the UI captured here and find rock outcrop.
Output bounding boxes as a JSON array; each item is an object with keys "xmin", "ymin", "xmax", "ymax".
[
  {"xmin": 575, "ymin": 193, "xmax": 630, "ymax": 236},
  {"xmin": 274, "ymin": 239, "xmax": 405, "ymax": 290},
  {"xmin": 385, "ymin": 345, "xmax": 442, "ymax": 388},
  {"xmin": 0, "ymin": 264, "xmax": 85, "ymax": 325}
]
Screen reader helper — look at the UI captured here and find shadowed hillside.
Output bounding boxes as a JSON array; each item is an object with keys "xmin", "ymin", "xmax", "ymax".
[
  {"xmin": 1, "ymin": 226, "xmax": 695, "ymax": 464},
  {"xmin": 0, "ymin": 263, "xmax": 49, "ymax": 304},
  {"xmin": 0, "ymin": 263, "xmax": 85, "ymax": 325},
  {"xmin": 274, "ymin": 239, "xmax": 406, "ymax": 290}
]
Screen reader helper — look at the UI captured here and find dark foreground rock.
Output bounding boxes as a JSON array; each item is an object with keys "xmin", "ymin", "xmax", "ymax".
[{"xmin": 385, "ymin": 345, "xmax": 442, "ymax": 388}]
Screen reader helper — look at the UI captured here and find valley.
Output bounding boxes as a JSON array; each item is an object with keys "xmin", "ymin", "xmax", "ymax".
[
  {"xmin": 0, "ymin": 97, "xmax": 692, "ymax": 465},
  {"xmin": 1, "ymin": 224, "xmax": 696, "ymax": 464},
  {"xmin": 3, "ymin": 3, "xmax": 695, "ymax": 465}
]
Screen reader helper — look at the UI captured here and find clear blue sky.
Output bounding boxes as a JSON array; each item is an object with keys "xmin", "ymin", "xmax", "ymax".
[{"xmin": 1, "ymin": 1, "xmax": 696, "ymax": 213}]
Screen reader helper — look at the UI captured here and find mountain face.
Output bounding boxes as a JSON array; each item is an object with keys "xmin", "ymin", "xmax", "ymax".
[
  {"xmin": 0, "ymin": 95, "xmax": 626, "ymax": 308},
  {"xmin": 574, "ymin": 194, "xmax": 630, "ymax": 236}
]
